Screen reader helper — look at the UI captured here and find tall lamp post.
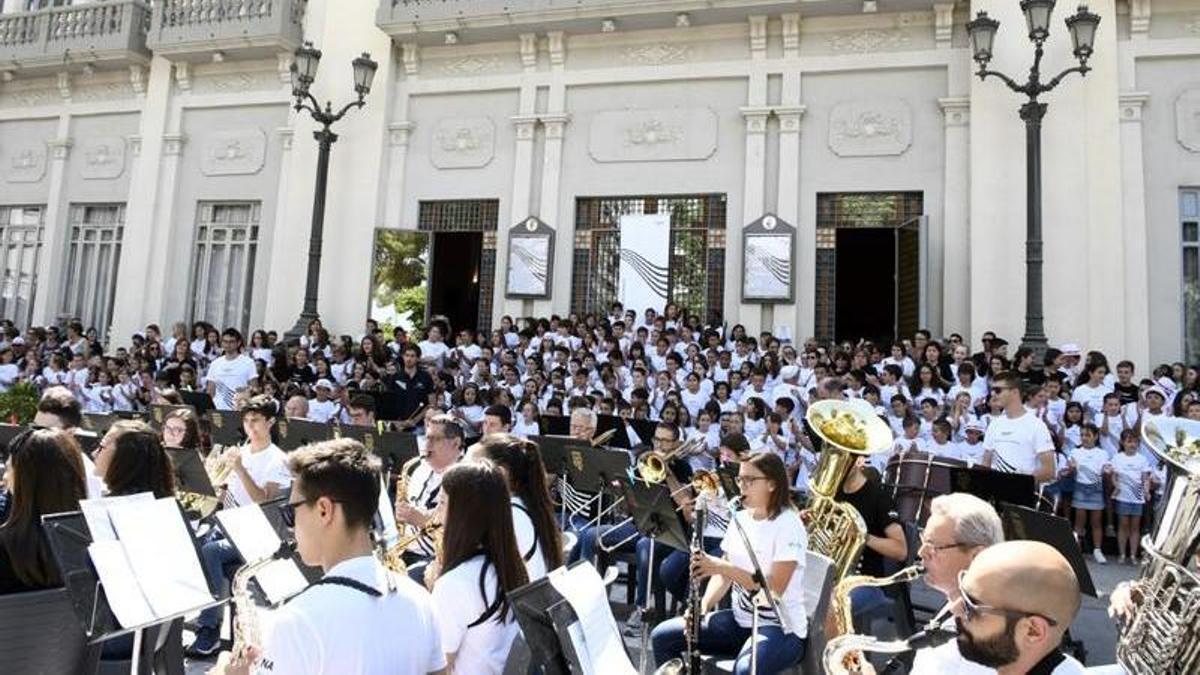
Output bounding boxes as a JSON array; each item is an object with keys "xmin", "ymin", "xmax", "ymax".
[
  {"xmin": 966, "ymin": 2, "xmax": 1100, "ymax": 358},
  {"xmin": 284, "ymin": 41, "xmax": 378, "ymax": 342}
]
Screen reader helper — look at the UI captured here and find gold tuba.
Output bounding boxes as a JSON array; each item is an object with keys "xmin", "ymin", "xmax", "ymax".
[
  {"xmin": 801, "ymin": 399, "xmax": 893, "ymax": 580},
  {"xmin": 1117, "ymin": 417, "xmax": 1200, "ymax": 675}
]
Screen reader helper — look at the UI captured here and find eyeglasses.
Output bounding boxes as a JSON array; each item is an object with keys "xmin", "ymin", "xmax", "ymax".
[
  {"xmin": 163, "ymin": 424, "xmax": 187, "ymax": 434},
  {"xmin": 919, "ymin": 537, "xmax": 963, "ymax": 554},
  {"xmin": 281, "ymin": 496, "xmax": 342, "ymax": 527},
  {"xmin": 735, "ymin": 475, "xmax": 768, "ymax": 486},
  {"xmin": 955, "ymin": 571, "xmax": 1058, "ymax": 626},
  {"xmin": 990, "ymin": 387, "xmax": 1010, "ymax": 395}
]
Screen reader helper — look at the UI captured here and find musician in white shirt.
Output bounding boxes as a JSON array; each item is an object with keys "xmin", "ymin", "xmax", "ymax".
[
  {"xmin": 205, "ymin": 328, "xmax": 259, "ymax": 411},
  {"xmin": 211, "ymin": 439, "xmax": 445, "ymax": 675},
  {"xmin": 427, "ymin": 461, "xmax": 528, "ymax": 674},
  {"xmin": 394, "ymin": 414, "xmax": 463, "ymax": 581}
]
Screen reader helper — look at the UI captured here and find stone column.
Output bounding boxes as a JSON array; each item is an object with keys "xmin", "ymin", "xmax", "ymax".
[
  {"xmin": 1118, "ymin": 92, "xmax": 1151, "ymax": 367},
  {"xmin": 939, "ymin": 97, "xmax": 970, "ymax": 339},
  {"xmin": 740, "ymin": 107, "xmax": 769, "ymax": 335},
  {"xmin": 31, "ymin": 123, "xmax": 72, "ymax": 325},
  {"xmin": 537, "ymin": 113, "xmax": 569, "ymax": 318}
]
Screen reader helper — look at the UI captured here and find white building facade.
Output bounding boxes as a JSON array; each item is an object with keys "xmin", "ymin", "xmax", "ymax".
[{"xmin": 0, "ymin": 0, "xmax": 1197, "ymax": 367}]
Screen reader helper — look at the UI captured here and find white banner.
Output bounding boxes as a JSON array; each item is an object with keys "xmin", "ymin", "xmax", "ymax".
[{"xmin": 618, "ymin": 213, "xmax": 670, "ymax": 313}]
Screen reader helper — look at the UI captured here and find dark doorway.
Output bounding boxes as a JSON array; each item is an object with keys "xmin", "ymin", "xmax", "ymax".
[
  {"xmin": 835, "ymin": 228, "xmax": 896, "ymax": 344},
  {"xmin": 429, "ymin": 231, "xmax": 482, "ymax": 333}
]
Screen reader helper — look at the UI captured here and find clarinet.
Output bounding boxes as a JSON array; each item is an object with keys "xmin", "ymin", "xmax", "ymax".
[{"xmin": 685, "ymin": 499, "xmax": 707, "ymax": 673}]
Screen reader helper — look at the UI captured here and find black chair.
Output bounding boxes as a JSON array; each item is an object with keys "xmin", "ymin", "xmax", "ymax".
[{"xmin": 0, "ymin": 587, "xmax": 93, "ymax": 675}]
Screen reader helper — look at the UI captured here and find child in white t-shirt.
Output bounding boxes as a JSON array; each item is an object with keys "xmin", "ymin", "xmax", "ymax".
[
  {"xmin": 511, "ymin": 402, "xmax": 540, "ymax": 439},
  {"xmin": 1058, "ymin": 402, "xmax": 1085, "ymax": 452},
  {"xmin": 1068, "ymin": 424, "xmax": 1108, "ymax": 563},
  {"xmin": 81, "ymin": 368, "xmax": 115, "ymax": 414},
  {"xmin": 1109, "ymin": 429, "xmax": 1151, "ymax": 564},
  {"xmin": 1094, "ymin": 393, "xmax": 1133, "ymax": 458},
  {"xmin": 927, "ymin": 419, "xmax": 963, "ymax": 462}
]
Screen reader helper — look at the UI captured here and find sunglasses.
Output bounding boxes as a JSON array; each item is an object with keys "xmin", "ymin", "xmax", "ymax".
[
  {"xmin": 956, "ymin": 571, "xmax": 1058, "ymax": 626},
  {"xmin": 280, "ymin": 496, "xmax": 341, "ymax": 527}
]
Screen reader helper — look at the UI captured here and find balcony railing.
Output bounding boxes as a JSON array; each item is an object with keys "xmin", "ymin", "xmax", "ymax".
[
  {"xmin": 0, "ymin": 1, "xmax": 151, "ymax": 73},
  {"xmin": 148, "ymin": 0, "xmax": 306, "ymax": 59}
]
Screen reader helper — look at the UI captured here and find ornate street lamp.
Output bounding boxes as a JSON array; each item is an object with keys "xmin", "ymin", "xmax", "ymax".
[
  {"xmin": 966, "ymin": 3, "xmax": 1099, "ymax": 358},
  {"xmin": 284, "ymin": 42, "xmax": 378, "ymax": 342}
]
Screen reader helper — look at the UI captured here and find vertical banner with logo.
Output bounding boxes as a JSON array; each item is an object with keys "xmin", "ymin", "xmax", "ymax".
[{"xmin": 618, "ymin": 213, "xmax": 671, "ymax": 314}]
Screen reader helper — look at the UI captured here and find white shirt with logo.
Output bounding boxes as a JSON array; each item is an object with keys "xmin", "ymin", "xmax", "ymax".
[{"xmin": 981, "ymin": 412, "xmax": 1053, "ymax": 476}]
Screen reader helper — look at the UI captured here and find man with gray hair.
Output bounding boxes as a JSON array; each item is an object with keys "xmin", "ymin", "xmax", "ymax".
[{"xmin": 912, "ymin": 492, "xmax": 1005, "ymax": 673}]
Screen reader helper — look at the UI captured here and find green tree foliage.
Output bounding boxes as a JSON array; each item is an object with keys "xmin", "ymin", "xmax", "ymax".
[{"xmin": 371, "ymin": 231, "xmax": 429, "ymax": 332}]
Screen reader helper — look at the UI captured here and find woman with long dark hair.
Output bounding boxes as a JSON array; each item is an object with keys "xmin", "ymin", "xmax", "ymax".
[
  {"xmin": 430, "ymin": 460, "xmax": 529, "ymax": 673},
  {"xmin": 469, "ymin": 434, "xmax": 563, "ymax": 580},
  {"xmin": 0, "ymin": 429, "xmax": 88, "ymax": 594},
  {"xmin": 95, "ymin": 420, "xmax": 175, "ymax": 498}
]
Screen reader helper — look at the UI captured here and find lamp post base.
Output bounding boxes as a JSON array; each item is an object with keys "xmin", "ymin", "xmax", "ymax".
[{"xmin": 283, "ymin": 312, "xmax": 319, "ymax": 345}]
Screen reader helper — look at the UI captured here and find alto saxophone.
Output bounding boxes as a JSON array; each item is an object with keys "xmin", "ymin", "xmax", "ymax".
[
  {"xmin": 381, "ymin": 455, "xmax": 442, "ymax": 574},
  {"xmin": 231, "ymin": 541, "xmax": 295, "ymax": 656},
  {"xmin": 824, "ymin": 565, "xmax": 925, "ymax": 673}
]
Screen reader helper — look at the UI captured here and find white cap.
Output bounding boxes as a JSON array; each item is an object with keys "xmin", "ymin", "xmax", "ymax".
[
  {"xmin": 1143, "ymin": 385, "xmax": 1168, "ymax": 401},
  {"xmin": 1059, "ymin": 343, "xmax": 1081, "ymax": 356},
  {"xmin": 11, "ymin": 337, "xmax": 24, "ymax": 345},
  {"xmin": 1155, "ymin": 376, "xmax": 1177, "ymax": 394},
  {"xmin": 314, "ymin": 378, "xmax": 334, "ymax": 390},
  {"xmin": 965, "ymin": 420, "xmax": 986, "ymax": 433},
  {"xmin": 779, "ymin": 365, "xmax": 800, "ymax": 381}
]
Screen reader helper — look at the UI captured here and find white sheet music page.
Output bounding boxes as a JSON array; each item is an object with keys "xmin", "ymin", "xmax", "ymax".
[
  {"xmin": 87, "ymin": 540, "xmax": 155, "ymax": 628},
  {"xmin": 215, "ymin": 504, "xmax": 308, "ymax": 604},
  {"xmin": 376, "ymin": 476, "xmax": 399, "ymax": 547},
  {"xmin": 108, "ymin": 497, "xmax": 213, "ymax": 618},
  {"xmin": 80, "ymin": 493, "xmax": 156, "ymax": 542},
  {"xmin": 547, "ymin": 563, "xmax": 636, "ymax": 674}
]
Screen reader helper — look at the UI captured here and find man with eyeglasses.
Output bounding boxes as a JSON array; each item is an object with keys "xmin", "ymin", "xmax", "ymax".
[
  {"xmin": 909, "ymin": 493, "xmax": 1005, "ymax": 674},
  {"xmin": 394, "ymin": 414, "xmax": 462, "ymax": 583},
  {"xmin": 981, "ymin": 372, "xmax": 1056, "ymax": 483},
  {"xmin": 210, "ymin": 439, "xmax": 444, "ymax": 675},
  {"xmin": 928, "ymin": 540, "xmax": 1085, "ymax": 674}
]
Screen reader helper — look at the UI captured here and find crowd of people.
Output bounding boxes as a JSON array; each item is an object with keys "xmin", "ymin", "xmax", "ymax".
[{"xmin": 0, "ymin": 302, "xmax": 1191, "ymax": 674}]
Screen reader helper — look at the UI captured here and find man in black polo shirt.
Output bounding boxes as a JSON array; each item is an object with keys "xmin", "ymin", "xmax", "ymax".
[{"xmin": 393, "ymin": 344, "xmax": 433, "ymax": 428}]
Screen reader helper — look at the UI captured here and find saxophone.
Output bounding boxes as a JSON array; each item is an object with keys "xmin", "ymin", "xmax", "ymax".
[
  {"xmin": 801, "ymin": 400, "xmax": 892, "ymax": 580},
  {"xmin": 655, "ymin": 500, "xmax": 708, "ymax": 675},
  {"xmin": 1117, "ymin": 417, "xmax": 1200, "ymax": 675},
  {"xmin": 381, "ymin": 455, "xmax": 442, "ymax": 574},
  {"xmin": 231, "ymin": 541, "xmax": 295, "ymax": 656},
  {"xmin": 823, "ymin": 564, "xmax": 925, "ymax": 673}
]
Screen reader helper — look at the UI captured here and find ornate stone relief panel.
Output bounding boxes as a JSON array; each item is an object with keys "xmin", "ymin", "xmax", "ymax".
[
  {"xmin": 436, "ymin": 55, "xmax": 504, "ymax": 76},
  {"xmin": 189, "ymin": 68, "xmax": 282, "ymax": 95},
  {"xmin": 828, "ymin": 99, "xmax": 913, "ymax": 157},
  {"xmin": 588, "ymin": 107, "xmax": 718, "ymax": 163},
  {"xmin": 202, "ymin": 129, "xmax": 267, "ymax": 176},
  {"xmin": 827, "ymin": 28, "xmax": 913, "ymax": 53},
  {"xmin": 431, "ymin": 117, "xmax": 496, "ymax": 169},
  {"xmin": 621, "ymin": 43, "xmax": 693, "ymax": 65},
  {"xmin": 0, "ymin": 79, "xmax": 58, "ymax": 107},
  {"xmin": 3, "ymin": 141, "xmax": 47, "ymax": 183},
  {"xmin": 79, "ymin": 136, "xmax": 126, "ymax": 180},
  {"xmin": 1177, "ymin": 88, "xmax": 1200, "ymax": 153}
]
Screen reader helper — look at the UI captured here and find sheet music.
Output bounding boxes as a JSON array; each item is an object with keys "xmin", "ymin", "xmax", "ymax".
[
  {"xmin": 548, "ymin": 563, "xmax": 636, "ymax": 674},
  {"xmin": 79, "ymin": 493, "xmax": 156, "ymax": 542},
  {"xmin": 108, "ymin": 497, "xmax": 213, "ymax": 618},
  {"xmin": 87, "ymin": 541, "xmax": 155, "ymax": 628},
  {"xmin": 377, "ymin": 476, "xmax": 399, "ymax": 547},
  {"xmin": 215, "ymin": 504, "xmax": 308, "ymax": 604}
]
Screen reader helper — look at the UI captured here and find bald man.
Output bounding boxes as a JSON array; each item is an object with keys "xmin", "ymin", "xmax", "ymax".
[{"xmin": 924, "ymin": 540, "xmax": 1085, "ymax": 674}]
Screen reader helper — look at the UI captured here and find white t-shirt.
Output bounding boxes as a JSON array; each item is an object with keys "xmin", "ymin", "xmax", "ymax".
[
  {"xmin": 721, "ymin": 507, "xmax": 808, "ymax": 638},
  {"xmin": 81, "ymin": 449, "xmax": 104, "ymax": 499},
  {"xmin": 307, "ymin": 398, "xmax": 339, "ymax": 424},
  {"xmin": 960, "ymin": 441, "xmax": 987, "ymax": 467},
  {"xmin": 206, "ymin": 353, "xmax": 257, "ymax": 410},
  {"xmin": 226, "ymin": 443, "xmax": 291, "ymax": 507},
  {"xmin": 511, "ymin": 496, "xmax": 546, "ymax": 581},
  {"xmin": 1070, "ymin": 382, "xmax": 1111, "ymax": 416},
  {"xmin": 432, "ymin": 554, "xmax": 519, "ymax": 674},
  {"xmin": 1110, "ymin": 452, "xmax": 1150, "ymax": 504},
  {"xmin": 511, "ymin": 417, "xmax": 539, "ymax": 439},
  {"xmin": 1068, "ymin": 446, "xmax": 1107, "ymax": 486},
  {"xmin": 419, "ymin": 340, "xmax": 449, "ymax": 368},
  {"xmin": 910, "ymin": 638, "xmax": 995, "ymax": 675},
  {"xmin": 0, "ymin": 363, "xmax": 18, "ymax": 393},
  {"xmin": 256, "ymin": 556, "xmax": 444, "ymax": 675},
  {"xmin": 981, "ymin": 412, "xmax": 1053, "ymax": 476}
]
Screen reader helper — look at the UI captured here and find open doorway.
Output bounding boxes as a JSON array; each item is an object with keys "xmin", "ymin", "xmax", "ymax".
[
  {"xmin": 835, "ymin": 228, "xmax": 896, "ymax": 344},
  {"xmin": 429, "ymin": 231, "xmax": 482, "ymax": 333}
]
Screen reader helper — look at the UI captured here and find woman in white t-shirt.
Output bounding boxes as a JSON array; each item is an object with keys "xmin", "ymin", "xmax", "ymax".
[
  {"xmin": 468, "ymin": 434, "xmax": 564, "ymax": 582},
  {"xmin": 651, "ymin": 452, "xmax": 807, "ymax": 673},
  {"xmin": 0, "ymin": 347, "xmax": 19, "ymax": 393},
  {"xmin": 430, "ymin": 461, "xmax": 528, "ymax": 674},
  {"xmin": 1070, "ymin": 363, "xmax": 1112, "ymax": 417},
  {"xmin": 511, "ymin": 401, "xmax": 540, "ymax": 438}
]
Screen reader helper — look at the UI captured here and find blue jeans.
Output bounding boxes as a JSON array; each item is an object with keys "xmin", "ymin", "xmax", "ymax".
[
  {"xmin": 849, "ymin": 586, "xmax": 891, "ymax": 633},
  {"xmin": 635, "ymin": 536, "xmax": 722, "ymax": 607},
  {"xmin": 568, "ymin": 520, "xmax": 638, "ymax": 569},
  {"xmin": 196, "ymin": 531, "xmax": 242, "ymax": 630},
  {"xmin": 651, "ymin": 608, "xmax": 805, "ymax": 675}
]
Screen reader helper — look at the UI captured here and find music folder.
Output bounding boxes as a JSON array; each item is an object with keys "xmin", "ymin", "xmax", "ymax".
[
  {"xmin": 567, "ymin": 446, "xmax": 633, "ymax": 494},
  {"xmin": 207, "ymin": 409, "xmax": 245, "ymax": 447},
  {"xmin": 948, "ymin": 466, "xmax": 1037, "ymax": 510},
  {"xmin": 1000, "ymin": 504, "xmax": 1098, "ymax": 598},
  {"xmin": 275, "ymin": 417, "xmax": 334, "ymax": 452},
  {"xmin": 595, "ymin": 414, "xmax": 628, "ymax": 449},
  {"xmin": 178, "ymin": 390, "xmax": 214, "ymax": 416},
  {"xmin": 165, "ymin": 447, "xmax": 218, "ymax": 519},
  {"xmin": 617, "ymin": 481, "xmax": 691, "ymax": 552},
  {"xmin": 531, "ymin": 435, "xmax": 590, "ymax": 476},
  {"xmin": 540, "ymin": 414, "xmax": 570, "ymax": 437}
]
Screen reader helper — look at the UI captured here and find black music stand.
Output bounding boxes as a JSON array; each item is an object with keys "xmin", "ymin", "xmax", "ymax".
[
  {"xmin": 618, "ymin": 481, "xmax": 691, "ymax": 552},
  {"xmin": 628, "ymin": 419, "xmax": 658, "ymax": 448},
  {"xmin": 165, "ymin": 447, "xmax": 218, "ymax": 519},
  {"xmin": 80, "ymin": 414, "xmax": 116, "ymax": 435},
  {"xmin": 148, "ymin": 403, "xmax": 196, "ymax": 429},
  {"xmin": 275, "ymin": 418, "xmax": 333, "ymax": 451},
  {"xmin": 948, "ymin": 467, "xmax": 1037, "ymax": 510},
  {"xmin": 178, "ymin": 391, "xmax": 214, "ymax": 416},
  {"xmin": 362, "ymin": 390, "xmax": 405, "ymax": 421},
  {"xmin": 568, "ymin": 447, "xmax": 633, "ymax": 494},
  {"xmin": 509, "ymin": 563, "xmax": 586, "ymax": 675},
  {"xmin": 376, "ymin": 430, "xmax": 420, "ymax": 474},
  {"xmin": 595, "ymin": 414, "xmax": 627, "ymax": 449},
  {"xmin": 208, "ymin": 410, "xmax": 245, "ymax": 447},
  {"xmin": 41, "ymin": 507, "xmax": 226, "ymax": 673},
  {"xmin": 531, "ymin": 435, "xmax": 590, "ymax": 476},
  {"xmin": 0, "ymin": 422, "xmax": 22, "ymax": 454},
  {"xmin": 73, "ymin": 429, "xmax": 102, "ymax": 456},
  {"xmin": 716, "ymin": 462, "xmax": 742, "ymax": 500},
  {"xmin": 1000, "ymin": 504, "xmax": 1098, "ymax": 598},
  {"xmin": 540, "ymin": 415, "xmax": 570, "ymax": 437}
]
